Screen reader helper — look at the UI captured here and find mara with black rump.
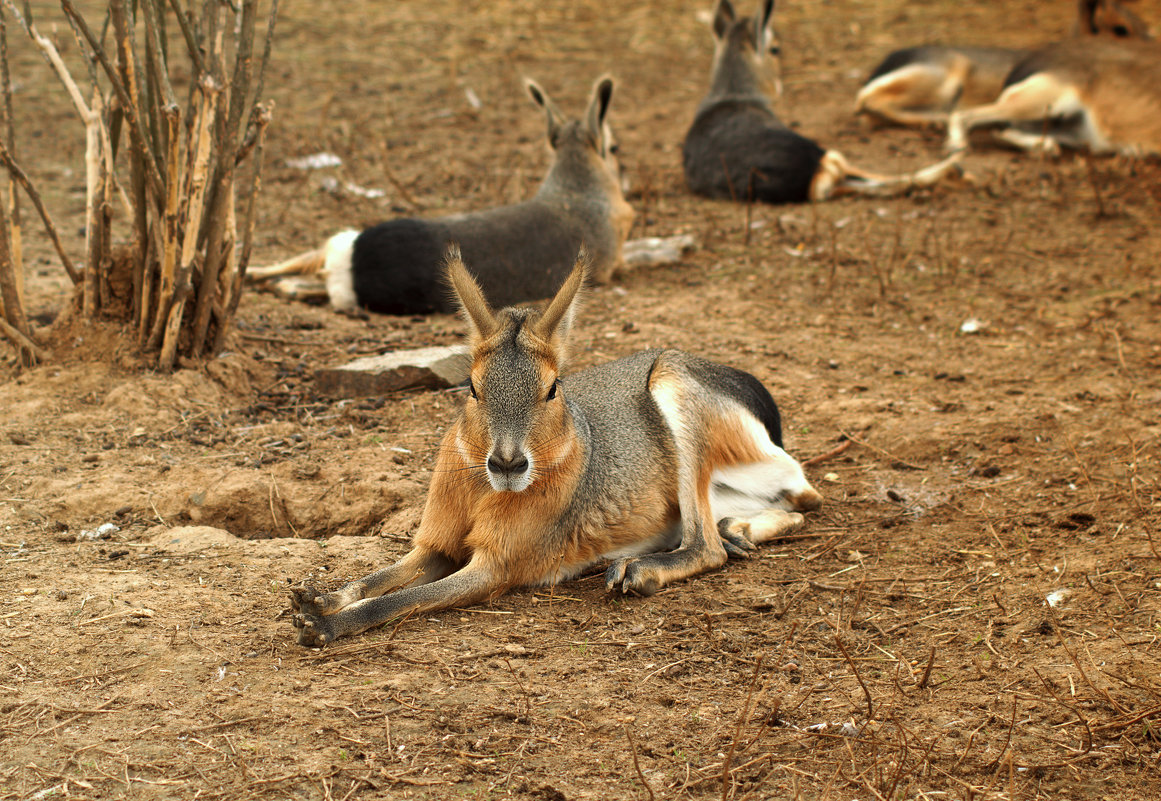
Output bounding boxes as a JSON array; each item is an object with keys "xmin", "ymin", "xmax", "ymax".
[
  {"xmin": 682, "ymin": 0, "xmax": 962, "ymax": 204},
  {"xmin": 289, "ymin": 249, "xmax": 822, "ymax": 646},
  {"xmin": 248, "ymin": 77, "xmax": 633, "ymax": 315},
  {"xmin": 855, "ymin": 0, "xmax": 1151, "ymax": 130}
]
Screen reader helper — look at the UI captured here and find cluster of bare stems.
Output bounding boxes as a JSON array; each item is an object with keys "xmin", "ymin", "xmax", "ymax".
[{"xmin": 0, "ymin": 0, "xmax": 278, "ymax": 368}]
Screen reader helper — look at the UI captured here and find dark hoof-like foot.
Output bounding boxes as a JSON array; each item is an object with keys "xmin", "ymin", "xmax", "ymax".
[
  {"xmin": 718, "ymin": 518, "xmax": 757, "ymax": 559},
  {"xmin": 288, "ymin": 583, "xmax": 341, "ymax": 617},
  {"xmin": 292, "ymin": 611, "xmax": 335, "ymax": 647},
  {"xmin": 605, "ymin": 558, "xmax": 661, "ymax": 596}
]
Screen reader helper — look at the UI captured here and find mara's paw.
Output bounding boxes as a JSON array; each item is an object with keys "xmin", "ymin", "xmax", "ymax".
[
  {"xmin": 717, "ymin": 518, "xmax": 757, "ymax": 559},
  {"xmin": 604, "ymin": 558, "xmax": 662, "ymax": 597},
  {"xmin": 943, "ymin": 118, "xmax": 968, "ymax": 156},
  {"xmin": 288, "ymin": 583, "xmax": 342, "ymax": 617},
  {"xmin": 292, "ymin": 611, "xmax": 336, "ymax": 647}
]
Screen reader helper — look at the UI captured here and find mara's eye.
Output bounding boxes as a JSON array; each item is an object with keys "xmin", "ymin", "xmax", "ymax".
[
  {"xmin": 768, "ymin": 44, "xmax": 781, "ymax": 56},
  {"xmin": 608, "ymin": 143, "xmax": 620, "ymax": 156},
  {"xmin": 546, "ymin": 380, "xmax": 558, "ymax": 402},
  {"xmin": 468, "ymin": 380, "xmax": 477, "ymax": 399}
]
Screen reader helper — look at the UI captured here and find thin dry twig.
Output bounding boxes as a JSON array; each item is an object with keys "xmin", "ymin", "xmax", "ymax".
[
  {"xmin": 917, "ymin": 645, "xmax": 936, "ymax": 690},
  {"xmin": 835, "ymin": 634, "xmax": 873, "ymax": 721},
  {"xmin": 0, "ymin": 314, "xmax": 45, "ymax": 361},
  {"xmin": 839, "ymin": 429, "xmax": 925, "ymax": 471},
  {"xmin": 626, "ymin": 728, "xmax": 655, "ymax": 801},
  {"xmin": 722, "ymin": 654, "xmax": 766, "ymax": 801},
  {"xmin": 0, "ymin": 142, "xmax": 79, "ymax": 284},
  {"xmin": 802, "ymin": 439, "xmax": 852, "ymax": 468}
]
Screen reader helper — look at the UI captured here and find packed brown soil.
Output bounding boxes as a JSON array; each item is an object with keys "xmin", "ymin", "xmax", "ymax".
[{"xmin": 1, "ymin": 0, "xmax": 1159, "ymax": 799}]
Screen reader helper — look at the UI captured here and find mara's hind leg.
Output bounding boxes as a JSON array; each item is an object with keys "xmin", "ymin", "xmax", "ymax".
[
  {"xmin": 606, "ymin": 358, "xmax": 820, "ymax": 595},
  {"xmin": 710, "ymin": 451, "xmax": 821, "ymax": 556},
  {"xmin": 718, "ymin": 510, "xmax": 805, "ymax": 556},
  {"xmin": 855, "ymin": 63, "xmax": 962, "ymax": 129},
  {"xmin": 261, "ymin": 276, "xmax": 330, "ymax": 303},
  {"xmin": 246, "ymin": 247, "xmax": 326, "ymax": 281},
  {"xmin": 810, "ymin": 150, "xmax": 963, "ymax": 202},
  {"xmin": 605, "ymin": 364, "xmax": 729, "ymax": 596},
  {"xmin": 945, "ymin": 74, "xmax": 1084, "ymax": 153}
]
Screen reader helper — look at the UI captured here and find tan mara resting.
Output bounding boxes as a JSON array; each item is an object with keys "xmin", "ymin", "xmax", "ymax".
[
  {"xmin": 945, "ymin": 37, "xmax": 1161, "ymax": 156},
  {"xmin": 289, "ymin": 249, "xmax": 822, "ymax": 646},
  {"xmin": 855, "ymin": 0, "xmax": 1151, "ymax": 130}
]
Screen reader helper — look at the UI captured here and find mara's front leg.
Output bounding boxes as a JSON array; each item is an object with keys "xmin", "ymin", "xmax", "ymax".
[
  {"xmin": 292, "ymin": 555, "xmax": 503, "ymax": 647},
  {"xmin": 289, "ymin": 547, "xmax": 455, "ymax": 620}
]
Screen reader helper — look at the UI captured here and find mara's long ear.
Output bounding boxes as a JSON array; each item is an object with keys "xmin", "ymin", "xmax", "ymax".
[
  {"xmin": 1076, "ymin": 0, "xmax": 1101, "ymax": 33},
  {"xmin": 755, "ymin": 0, "xmax": 776, "ymax": 49},
  {"xmin": 445, "ymin": 245, "xmax": 497, "ymax": 343},
  {"xmin": 534, "ymin": 251, "xmax": 587, "ymax": 350},
  {"xmin": 713, "ymin": 0, "xmax": 736, "ymax": 39},
  {"xmin": 526, "ymin": 78, "xmax": 566, "ymax": 146},
  {"xmin": 585, "ymin": 76, "xmax": 614, "ymax": 148}
]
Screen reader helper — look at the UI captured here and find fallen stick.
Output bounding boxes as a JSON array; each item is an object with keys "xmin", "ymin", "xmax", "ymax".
[{"xmin": 803, "ymin": 439, "xmax": 852, "ymax": 467}]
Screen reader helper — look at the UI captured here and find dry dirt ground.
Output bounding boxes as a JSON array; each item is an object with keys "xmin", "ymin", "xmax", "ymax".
[{"xmin": 2, "ymin": 0, "xmax": 1160, "ymax": 799}]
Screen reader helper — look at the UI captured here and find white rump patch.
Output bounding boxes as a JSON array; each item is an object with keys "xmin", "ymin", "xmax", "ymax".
[
  {"xmin": 324, "ymin": 229, "xmax": 360, "ymax": 312},
  {"xmin": 710, "ymin": 449, "xmax": 812, "ymax": 520},
  {"xmin": 709, "ymin": 414, "xmax": 812, "ymax": 519}
]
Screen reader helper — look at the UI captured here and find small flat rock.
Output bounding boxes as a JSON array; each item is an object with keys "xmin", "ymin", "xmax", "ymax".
[
  {"xmin": 315, "ymin": 345, "xmax": 469, "ymax": 397},
  {"xmin": 622, "ymin": 234, "xmax": 697, "ymax": 266}
]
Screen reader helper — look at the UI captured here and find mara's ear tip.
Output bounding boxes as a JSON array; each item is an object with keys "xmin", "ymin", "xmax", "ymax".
[
  {"xmin": 443, "ymin": 242, "xmax": 465, "ymax": 270},
  {"xmin": 573, "ymin": 247, "xmax": 593, "ymax": 279},
  {"xmin": 596, "ymin": 76, "xmax": 615, "ymax": 104},
  {"xmin": 525, "ymin": 77, "xmax": 545, "ymax": 102}
]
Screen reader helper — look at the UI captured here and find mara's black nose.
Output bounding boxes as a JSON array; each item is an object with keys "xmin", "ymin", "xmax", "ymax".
[{"xmin": 488, "ymin": 453, "xmax": 529, "ymax": 475}]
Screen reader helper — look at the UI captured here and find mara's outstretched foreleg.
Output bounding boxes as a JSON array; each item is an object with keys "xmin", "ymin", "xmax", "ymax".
[
  {"xmin": 289, "ymin": 546, "xmax": 456, "ymax": 619},
  {"xmin": 292, "ymin": 554, "xmax": 502, "ymax": 646}
]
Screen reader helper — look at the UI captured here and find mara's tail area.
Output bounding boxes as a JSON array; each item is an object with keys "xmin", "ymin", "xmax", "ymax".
[
  {"xmin": 245, "ymin": 230, "xmax": 360, "ymax": 309},
  {"xmin": 809, "ymin": 149, "xmax": 964, "ymax": 201}
]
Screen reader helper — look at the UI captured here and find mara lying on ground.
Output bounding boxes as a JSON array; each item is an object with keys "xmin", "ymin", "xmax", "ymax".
[
  {"xmin": 945, "ymin": 36, "xmax": 1161, "ymax": 156},
  {"xmin": 249, "ymin": 77, "xmax": 634, "ymax": 315},
  {"xmin": 682, "ymin": 0, "xmax": 962, "ymax": 204},
  {"xmin": 288, "ymin": 249, "xmax": 821, "ymax": 646},
  {"xmin": 854, "ymin": 0, "xmax": 1151, "ymax": 130}
]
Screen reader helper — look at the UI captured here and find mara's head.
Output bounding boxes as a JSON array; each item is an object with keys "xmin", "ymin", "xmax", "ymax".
[
  {"xmin": 1075, "ymin": 0, "xmax": 1153, "ymax": 39},
  {"xmin": 446, "ymin": 247, "xmax": 586, "ymax": 494},
  {"xmin": 526, "ymin": 76, "xmax": 626, "ymax": 194},
  {"xmin": 708, "ymin": 0, "xmax": 781, "ymax": 99}
]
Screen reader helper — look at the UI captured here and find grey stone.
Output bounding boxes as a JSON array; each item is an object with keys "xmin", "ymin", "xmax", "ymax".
[{"xmin": 314, "ymin": 345, "xmax": 469, "ymax": 397}]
